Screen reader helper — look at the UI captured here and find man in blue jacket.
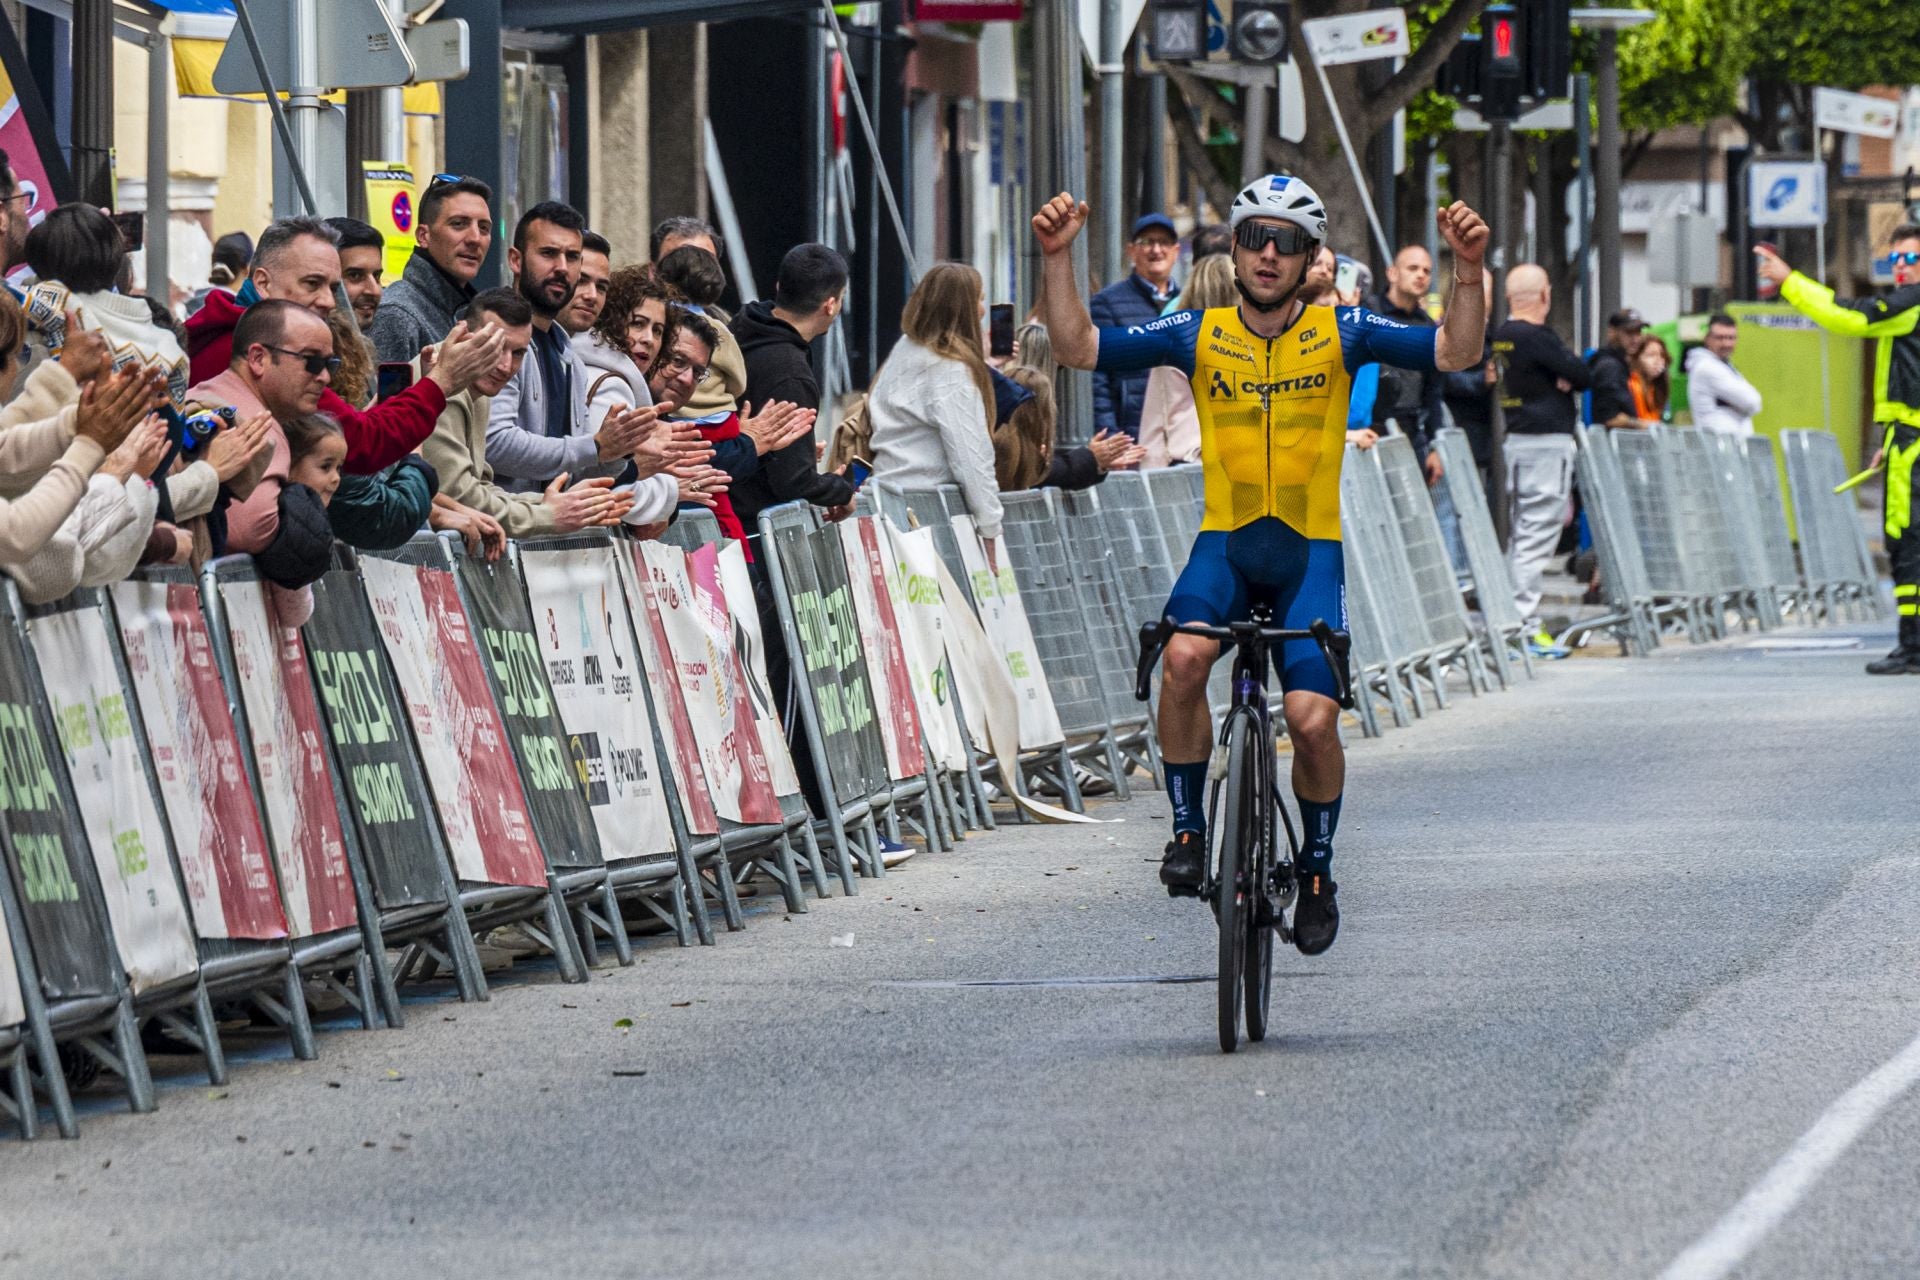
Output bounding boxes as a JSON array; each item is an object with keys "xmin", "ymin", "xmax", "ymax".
[{"xmin": 1088, "ymin": 212, "xmax": 1180, "ymax": 439}]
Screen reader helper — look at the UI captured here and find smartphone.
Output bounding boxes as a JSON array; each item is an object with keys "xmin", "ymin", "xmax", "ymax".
[
  {"xmin": 377, "ymin": 361, "xmax": 416, "ymax": 401},
  {"xmin": 989, "ymin": 303, "xmax": 1015, "ymax": 359},
  {"xmin": 847, "ymin": 457, "xmax": 874, "ymax": 490},
  {"xmin": 109, "ymin": 211, "xmax": 144, "ymax": 253},
  {"xmin": 1334, "ymin": 259, "xmax": 1360, "ymax": 298}
]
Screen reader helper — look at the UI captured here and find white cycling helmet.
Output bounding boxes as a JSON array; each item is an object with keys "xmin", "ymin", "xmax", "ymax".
[{"xmin": 1229, "ymin": 173, "xmax": 1328, "ymax": 244}]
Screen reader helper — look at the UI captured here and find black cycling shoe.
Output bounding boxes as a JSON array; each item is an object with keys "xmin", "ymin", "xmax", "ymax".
[
  {"xmin": 1160, "ymin": 831, "xmax": 1207, "ymax": 897},
  {"xmin": 1292, "ymin": 871, "xmax": 1339, "ymax": 955}
]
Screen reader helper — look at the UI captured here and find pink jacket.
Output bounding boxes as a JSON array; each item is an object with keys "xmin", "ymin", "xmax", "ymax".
[{"xmin": 1138, "ymin": 367, "xmax": 1201, "ymax": 468}]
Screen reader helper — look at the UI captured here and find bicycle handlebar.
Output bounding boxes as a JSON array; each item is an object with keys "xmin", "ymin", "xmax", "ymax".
[{"xmin": 1134, "ymin": 617, "xmax": 1355, "ymax": 711}]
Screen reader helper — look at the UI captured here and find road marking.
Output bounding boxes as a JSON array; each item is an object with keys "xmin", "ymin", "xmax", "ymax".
[
  {"xmin": 877, "ymin": 974, "xmax": 1217, "ymax": 989},
  {"xmin": 1656, "ymin": 1024, "xmax": 1920, "ymax": 1280}
]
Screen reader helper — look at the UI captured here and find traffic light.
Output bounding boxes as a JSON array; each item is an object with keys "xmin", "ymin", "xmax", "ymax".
[
  {"xmin": 1480, "ymin": 4, "xmax": 1524, "ymax": 120},
  {"xmin": 1229, "ymin": 2, "xmax": 1292, "ymax": 65},
  {"xmin": 1437, "ymin": 33, "xmax": 1481, "ymax": 102},
  {"xmin": 1523, "ymin": 0, "xmax": 1572, "ymax": 102},
  {"xmin": 1147, "ymin": 0, "xmax": 1206, "ymax": 62}
]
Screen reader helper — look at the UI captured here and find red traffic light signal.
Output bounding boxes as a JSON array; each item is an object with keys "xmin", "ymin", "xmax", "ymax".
[{"xmin": 1491, "ymin": 15, "xmax": 1515, "ymax": 60}]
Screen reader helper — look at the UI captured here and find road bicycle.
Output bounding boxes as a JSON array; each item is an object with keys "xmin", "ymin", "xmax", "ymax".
[{"xmin": 1136, "ymin": 609, "xmax": 1353, "ymax": 1053}]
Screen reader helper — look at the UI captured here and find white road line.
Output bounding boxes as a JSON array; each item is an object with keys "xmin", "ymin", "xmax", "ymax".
[{"xmin": 1656, "ymin": 1025, "xmax": 1920, "ymax": 1280}]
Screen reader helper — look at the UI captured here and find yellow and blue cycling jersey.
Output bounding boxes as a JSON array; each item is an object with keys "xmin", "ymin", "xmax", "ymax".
[
  {"xmin": 1097, "ymin": 302, "xmax": 1435, "ymax": 539},
  {"xmin": 1098, "ymin": 302, "xmax": 1436, "ymax": 696}
]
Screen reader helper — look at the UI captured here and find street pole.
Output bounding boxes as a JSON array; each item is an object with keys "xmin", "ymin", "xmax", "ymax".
[
  {"xmin": 287, "ymin": 0, "xmax": 323, "ymax": 214},
  {"xmin": 1574, "ymin": 72, "xmax": 1593, "ymax": 355},
  {"xmin": 1240, "ymin": 73, "xmax": 1268, "ymax": 186},
  {"xmin": 1144, "ymin": 71, "xmax": 1167, "ymax": 215},
  {"xmin": 1593, "ymin": 27, "xmax": 1623, "ymax": 326},
  {"xmin": 71, "ymin": 0, "xmax": 113, "ymax": 206},
  {"xmin": 145, "ymin": 32, "xmax": 170, "ymax": 310},
  {"xmin": 1487, "ymin": 118, "xmax": 1513, "ymax": 545},
  {"xmin": 1815, "ymin": 128, "xmax": 1832, "ymax": 435},
  {"xmin": 1031, "ymin": 0, "xmax": 1092, "ymax": 445},
  {"xmin": 1098, "ymin": 0, "xmax": 1125, "ymax": 287}
]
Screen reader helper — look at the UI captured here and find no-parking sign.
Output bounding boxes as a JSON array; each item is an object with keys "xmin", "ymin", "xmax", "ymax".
[{"xmin": 362, "ymin": 162, "xmax": 418, "ymax": 280}]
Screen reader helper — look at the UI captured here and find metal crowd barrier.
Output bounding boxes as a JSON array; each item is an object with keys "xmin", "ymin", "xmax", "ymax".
[
  {"xmin": 1434, "ymin": 429, "xmax": 1535, "ymax": 682},
  {"xmin": 998, "ymin": 489, "xmax": 1126, "ymax": 806},
  {"xmin": 1576, "ymin": 426, "xmax": 1881, "ymax": 654},
  {"xmin": 1782, "ymin": 430, "xmax": 1885, "ymax": 622},
  {"xmin": 1364, "ymin": 437, "xmax": 1491, "ymax": 698}
]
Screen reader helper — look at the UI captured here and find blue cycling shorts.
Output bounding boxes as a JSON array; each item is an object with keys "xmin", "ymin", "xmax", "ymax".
[{"xmin": 1163, "ymin": 517, "xmax": 1347, "ymax": 700}]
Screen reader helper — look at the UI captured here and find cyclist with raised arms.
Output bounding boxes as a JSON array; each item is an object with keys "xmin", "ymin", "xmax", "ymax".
[{"xmin": 1033, "ymin": 177, "xmax": 1489, "ymax": 955}]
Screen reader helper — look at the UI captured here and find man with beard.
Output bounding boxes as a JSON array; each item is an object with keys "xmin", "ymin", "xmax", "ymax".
[{"xmin": 485, "ymin": 201, "xmax": 650, "ymax": 492}]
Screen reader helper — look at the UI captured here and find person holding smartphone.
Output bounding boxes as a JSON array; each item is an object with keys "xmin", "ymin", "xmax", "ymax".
[{"xmin": 729, "ymin": 243, "xmax": 859, "ymax": 818}]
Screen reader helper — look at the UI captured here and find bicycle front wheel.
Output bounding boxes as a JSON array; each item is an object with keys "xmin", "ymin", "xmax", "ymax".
[{"xmin": 1215, "ymin": 712, "xmax": 1259, "ymax": 1054}]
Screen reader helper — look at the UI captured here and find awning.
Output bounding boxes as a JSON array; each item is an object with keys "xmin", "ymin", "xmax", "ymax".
[{"xmin": 500, "ymin": 0, "xmax": 822, "ymax": 35}]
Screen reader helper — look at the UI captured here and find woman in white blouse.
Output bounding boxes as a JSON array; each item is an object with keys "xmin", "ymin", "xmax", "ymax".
[{"xmin": 867, "ymin": 263, "xmax": 1003, "ymax": 547}]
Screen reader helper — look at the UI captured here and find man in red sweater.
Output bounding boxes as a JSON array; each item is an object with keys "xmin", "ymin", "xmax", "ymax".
[{"xmin": 184, "ymin": 215, "xmax": 503, "ymax": 474}]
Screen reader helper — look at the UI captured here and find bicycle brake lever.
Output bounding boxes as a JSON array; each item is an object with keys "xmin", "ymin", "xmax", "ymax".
[
  {"xmin": 1135, "ymin": 619, "xmax": 1173, "ymax": 703},
  {"xmin": 1310, "ymin": 620, "xmax": 1357, "ymax": 711}
]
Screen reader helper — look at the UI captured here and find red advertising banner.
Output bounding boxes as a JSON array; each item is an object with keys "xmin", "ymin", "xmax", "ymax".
[
  {"xmin": 847, "ymin": 517, "xmax": 927, "ymax": 780},
  {"xmin": 221, "ymin": 582, "xmax": 358, "ymax": 937},
  {"xmin": 111, "ymin": 581, "xmax": 287, "ymax": 941},
  {"xmin": 357, "ymin": 557, "xmax": 547, "ymax": 888},
  {"xmin": 619, "ymin": 541, "xmax": 720, "ymax": 835},
  {"xmin": 913, "ymin": 1, "xmax": 1025, "ymax": 19}
]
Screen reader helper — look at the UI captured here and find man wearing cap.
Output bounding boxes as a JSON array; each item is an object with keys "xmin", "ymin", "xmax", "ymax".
[
  {"xmin": 1089, "ymin": 212, "xmax": 1181, "ymax": 440},
  {"xmin": 1588, "ymin": 308, "xmax": 1650, "ymax": 430}
]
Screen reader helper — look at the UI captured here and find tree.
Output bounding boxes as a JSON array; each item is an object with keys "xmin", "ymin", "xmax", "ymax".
[{"xmin": 1736, "ymin": 0, "xmax": 1920, "ymax": 150}]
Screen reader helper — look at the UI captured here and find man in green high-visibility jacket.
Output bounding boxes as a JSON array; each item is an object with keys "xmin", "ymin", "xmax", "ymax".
[{"xmin": 1758, "ymin": 225, "xmax": 1920, "ymax": 675}]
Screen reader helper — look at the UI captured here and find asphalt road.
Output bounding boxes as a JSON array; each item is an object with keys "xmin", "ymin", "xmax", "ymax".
[{"xmin": 4, "ymin": 622, "xmax": 1917, "ymax": 1279}]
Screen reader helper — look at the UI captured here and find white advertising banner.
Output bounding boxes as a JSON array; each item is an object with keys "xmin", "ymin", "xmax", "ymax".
[
  {"xmin": 220, "ymin": 581, "xmax": 358, "ymax": 938},
  {"xmin": 951, "ymin": 513, "xmax": 1065, "ymax": 750},
  {"xmin": 637, "ymin": 542, "xmax": 782, "ymax": 825},
  {"xmin": 927, "ymin": 545, "xmax": 1099, "ymax": 825},
  {"xmin": 1812, "ymin": 86, "xmax": 1899, "ymax": 139},
  {"xmin": 1302, "ymin": 7, "xmax": 1409, "ymax": 66},
  {"xmin": 28, "ymin": 606, "xmax": 199, "ymax": 992},
  {"xmin": 839, "ymin": 518, "xmax": 926, "ymax": 782},
  {"xmin": 879, "ymin": 522, "xmax": 971, "ymax": 771},
  {"xmin": 0, "ymin": 908, "xmax": 22, "ymax": 1027},
  {"xmin": 711, "ymin": 540, "xmax": 803, "ymax": 798},
  {"xmin": 357, "ymin": 556, "xmax": 548, "ymax": 888},
  {"xmin": 518, "ymin": 544, "xmax": 677, "ymax": 860}
]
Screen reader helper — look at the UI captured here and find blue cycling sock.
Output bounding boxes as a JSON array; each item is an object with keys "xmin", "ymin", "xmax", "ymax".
[
  {"xmin": 1165, "ymin": 760, "xmax": 1208, "ymax": 839},
  {"xmin": 1297, "ymin": 794, "xmax": 1341, "ymax": 874}
]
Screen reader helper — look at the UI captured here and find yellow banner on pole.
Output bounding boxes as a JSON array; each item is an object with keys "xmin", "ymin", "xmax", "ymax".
[{"xmin": 362, "ymin": 162, "xmax": 417, "ymax": 281}]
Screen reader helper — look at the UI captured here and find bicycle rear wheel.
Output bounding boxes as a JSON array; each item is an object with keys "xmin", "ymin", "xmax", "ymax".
[{"xmin": 1215, "ymin": 713, "xmax": 1258, "ymax": 1054}]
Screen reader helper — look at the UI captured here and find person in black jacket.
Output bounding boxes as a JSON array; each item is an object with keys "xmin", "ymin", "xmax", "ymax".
[
  {"xmin": 729, "ymin": 244, "xmax": 855, "ymax": 532},
  {"xmin": 1586, "ymin": 307, "xmax": 1648, "ymax": 430},
  {"xmin": 729, "ymin": 243, "xmax": 855, "ymax": 818}
]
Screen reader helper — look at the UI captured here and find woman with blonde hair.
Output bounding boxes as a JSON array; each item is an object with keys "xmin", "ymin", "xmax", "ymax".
[
  {"xmin": 867, "ymin": 262, "xmax": 1003, "ymax": 543},
  {"xmin": 1136, "ymin": 253, "xmax": 1235, "ymax": 467},
  {"xmin": 993, "ymin": 364, "xmax": 1055, "ymax": 491}
]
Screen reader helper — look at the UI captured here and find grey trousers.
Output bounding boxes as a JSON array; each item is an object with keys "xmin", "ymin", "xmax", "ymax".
[{"xmin": 1505, "ymin": 433, "xmax": 1577, "ymax": 629}]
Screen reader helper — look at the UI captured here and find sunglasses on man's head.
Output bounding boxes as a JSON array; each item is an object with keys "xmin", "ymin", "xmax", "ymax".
[
  {"xmin": 1234, "ymin": 221, "xmax": 1316, "ymax": 256},
  {"xmin": 1891, "ymin": 251, "xmax": 1920, "ymax": 266},
  {"xmin": 265, "ymin": 346, "xmax": 342, "ymax": 377}
]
